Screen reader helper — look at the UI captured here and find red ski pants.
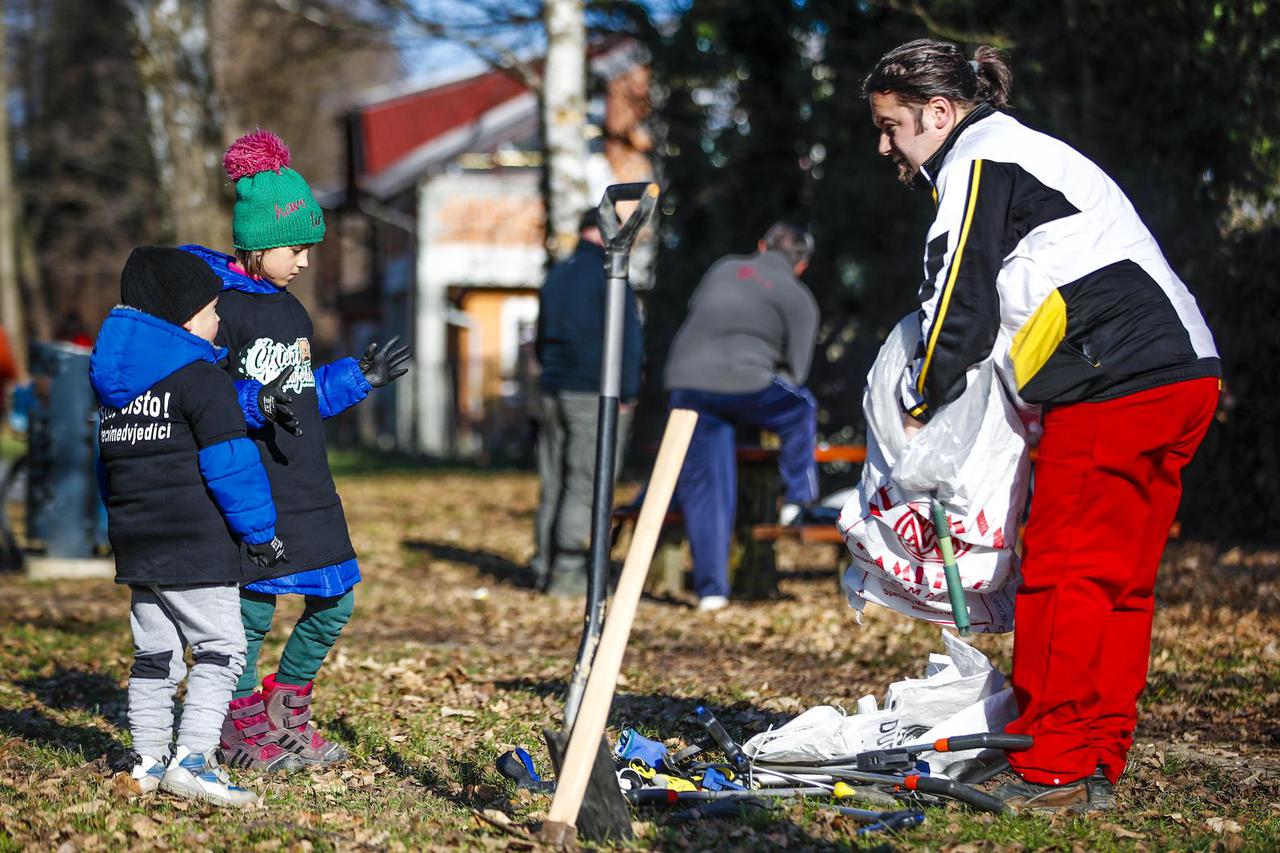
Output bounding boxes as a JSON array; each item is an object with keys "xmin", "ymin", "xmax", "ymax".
[{"xmin": 1006, "ymin": 377, "xmax": 1218, "ymax": 786}]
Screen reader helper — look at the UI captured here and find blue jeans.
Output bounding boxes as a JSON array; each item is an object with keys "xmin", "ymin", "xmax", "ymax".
[{"xmin": 669, "ymin": 379, "xmax": 818, "ymax": 598}]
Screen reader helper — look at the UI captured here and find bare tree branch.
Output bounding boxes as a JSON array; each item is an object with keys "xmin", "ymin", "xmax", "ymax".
[
  {"xmin": 861, "ymin": 0, "xmax": 1015, "ymax": 47},
  {"xmin": 252, "ymin": 0, "xmax": 545, "ymax": 88}
]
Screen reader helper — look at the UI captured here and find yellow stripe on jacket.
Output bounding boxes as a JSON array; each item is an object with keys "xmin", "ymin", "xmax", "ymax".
[{"xmin": 918, "ymin": 159, "xmax": 984, "ymax": 397}]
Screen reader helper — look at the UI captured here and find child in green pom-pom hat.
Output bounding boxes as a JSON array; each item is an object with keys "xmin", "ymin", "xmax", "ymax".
[{"xmin": 179, "ymin": 130, "xmax": 410, "ymax": 772}]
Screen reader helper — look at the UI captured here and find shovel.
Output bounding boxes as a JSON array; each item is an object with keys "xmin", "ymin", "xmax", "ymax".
[
  {"xmin": 540, "ymin": 183, "xmax": 666, "ymax": 846},
  {"xmin": 560, "ymin": 181, "xmax": 661, "ymax": 730}
]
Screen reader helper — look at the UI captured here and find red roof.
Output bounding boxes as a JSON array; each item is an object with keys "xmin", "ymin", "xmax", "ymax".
[{"xmin": 358, "ymin": 70, "xmax": 528, "ymax": 178}]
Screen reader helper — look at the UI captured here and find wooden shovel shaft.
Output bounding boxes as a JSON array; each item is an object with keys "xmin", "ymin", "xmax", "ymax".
[{"xmin": 542, "ymin": 408, "xmax": 699, "ymax": 837}]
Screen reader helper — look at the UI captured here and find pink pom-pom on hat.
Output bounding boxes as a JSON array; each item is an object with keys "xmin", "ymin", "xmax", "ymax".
[{"xmin": 223, "ymin": 130, "xmax": 291, "ymax": 181}]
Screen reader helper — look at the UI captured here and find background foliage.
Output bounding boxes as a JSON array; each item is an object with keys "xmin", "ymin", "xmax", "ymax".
[
  {"xmin": 3, "ymin": 0, "xmax": 1276, "ymax": 537},
  {"xmin": 640, "ymin": 0, "xmax": 1280, "ymax": 540}
]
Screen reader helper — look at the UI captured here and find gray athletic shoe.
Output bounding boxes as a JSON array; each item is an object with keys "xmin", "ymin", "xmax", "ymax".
[{"xmin": 159, "ymin": 747, "xmax": 259, "ymax": 808}]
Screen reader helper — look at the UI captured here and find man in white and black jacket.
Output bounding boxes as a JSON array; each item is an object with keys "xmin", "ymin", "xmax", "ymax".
[{"xmin": 864, "ymin": 40, "xmax": 1220, "ymax": 813}]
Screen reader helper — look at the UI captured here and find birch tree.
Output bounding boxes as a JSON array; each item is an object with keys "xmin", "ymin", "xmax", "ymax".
[
  {"xmin": 0, "ymin": 10, "xmax": 26, "ymax": 373},
  {"xmin": 127, "ymin": 0, "xmax": 226, "ymax": 247},
  {"xmin": 542, "ymin": 0, "xmax": 589, "ymax": 261}
]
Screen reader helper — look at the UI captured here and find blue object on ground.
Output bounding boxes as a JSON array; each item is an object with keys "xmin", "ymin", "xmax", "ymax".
[
  {"xmin": 614, "ymin": 729, "xmax": 669, "ymax": 768},
  {"xmin": 699, "ymin": 766, "xmax": 746, "ymax": 791}
]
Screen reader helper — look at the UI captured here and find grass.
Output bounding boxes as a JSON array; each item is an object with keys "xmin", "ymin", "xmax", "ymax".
[{"xmin": 1, "ymin": 470, "xmax": 1278, "ymax": 850}]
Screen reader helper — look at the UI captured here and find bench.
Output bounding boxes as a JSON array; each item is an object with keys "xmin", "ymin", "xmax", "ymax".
[
  {"xmin": 610, "ymin": 505, "xmax": 687, "ymax": 597},
  {"xmin": 610, "ymin": 506, "xmax": 849, "ymax": 599}
]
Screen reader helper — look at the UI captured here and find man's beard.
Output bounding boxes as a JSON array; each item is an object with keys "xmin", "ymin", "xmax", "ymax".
[{"xmin": 894, "ymin": 156, "xmax": 915, "ymax": 187}]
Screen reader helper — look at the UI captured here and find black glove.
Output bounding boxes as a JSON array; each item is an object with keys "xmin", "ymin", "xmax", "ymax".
[
  {"xmin": 246, "ymin": 536, "xmax": 286, "ymax": 570},
  {"xmin": 258, "ymin": 366, "xmax": 302, "ymax": 436},
  {"xmin": 358, "ymin": 336, "xmax": 411, "ymax": 388}
]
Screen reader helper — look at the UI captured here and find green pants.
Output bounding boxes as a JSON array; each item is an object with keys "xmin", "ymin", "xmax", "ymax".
[{"xmin": 233, "ymin": 589, "xmax": 355, "ymax": 698}]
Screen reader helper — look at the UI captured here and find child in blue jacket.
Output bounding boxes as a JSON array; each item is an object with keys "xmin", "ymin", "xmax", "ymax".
[
  {"xmin": 182, "ymin": 131, "xmax": 409, "ymax": 770},
  {"xmin": 91, "ymin": 247, "xmax": 296, "ymax": 806}
]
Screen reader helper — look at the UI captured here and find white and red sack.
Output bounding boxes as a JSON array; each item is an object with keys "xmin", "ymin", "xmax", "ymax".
[
  {"xmin": 742, "ymin": 631, "xmax": 1017, "ymax": 778},
  {"xmin": 838, "ymin": 316, "xmax": 1032, "ymax": 633}
]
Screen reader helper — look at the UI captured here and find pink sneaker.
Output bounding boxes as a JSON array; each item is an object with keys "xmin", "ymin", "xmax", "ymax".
[
  {"xmin": 260, "ymin": 674, "xmax": 348, "ymax": 766},
  {"xmin": 219, "ymin": 693, "xmax": 305, "ymax": 773}
]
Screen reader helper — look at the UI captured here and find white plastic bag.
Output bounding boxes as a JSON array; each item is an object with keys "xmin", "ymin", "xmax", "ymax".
[
  {"xmin": 838, "ymin": 316, "xmax": 1031, "ymax": 633},
  {"xmin": 742, "ymin": 631, "xmax": 1016, "ymax": 777}
]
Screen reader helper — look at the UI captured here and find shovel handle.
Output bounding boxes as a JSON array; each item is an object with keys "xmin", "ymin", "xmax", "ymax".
[
  {"xmin": 931, "ymin": 498, "xmax": 970, "ymax": 636},
  {"xmin": 596, "ymin": 182, "xmax": 660, "ymax": 254}
]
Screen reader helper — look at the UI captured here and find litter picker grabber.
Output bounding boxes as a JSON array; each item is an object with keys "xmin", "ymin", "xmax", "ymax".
[
  {"xmin": 832, "ymin": 806, "xmax": 927, "ymax": 836},
  {"xmin": 541, "ymin": 407, "xmax": 699, "ymax": 845},
  {"xmin": 932, "ymin": 496, "xmax": 971, "ymax": 636},
  {"xmin": 626, "ymin": 786, "xmax": 831, "ymax": 804},
  {"xmin": 752, "ymin": 760, "xmax": 1007, "ymax": 813},
  {"xmin": 802, "ymin": 732, "xmax": 1034, "ymax": 773}
]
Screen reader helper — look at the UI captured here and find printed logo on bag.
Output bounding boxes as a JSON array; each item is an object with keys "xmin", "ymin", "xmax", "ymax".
[
  {"xmin": 98, "ymin": 391, "xmax": 174, "ymax": 446},
  {"xmin": 892, "ymin": 512, "xmax": 972, "ymax": 563},
  {"xmin": 241, "ymin": 336, "xmax": 316, "ymax": 393}
]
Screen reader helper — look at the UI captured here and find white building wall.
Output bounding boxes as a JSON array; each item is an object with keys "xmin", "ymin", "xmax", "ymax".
[{"xmin": 413, "ymin": 169, "xmax": 547, "ymax": 455}]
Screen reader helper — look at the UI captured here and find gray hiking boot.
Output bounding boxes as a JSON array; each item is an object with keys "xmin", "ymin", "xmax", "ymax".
[
  {"xmin": 545, "ymin": 570, "xmax": 588, "ymax": 597},
  {"xmin": 260, "ymin": 673, "xmax": 348, "ymax": 766}
]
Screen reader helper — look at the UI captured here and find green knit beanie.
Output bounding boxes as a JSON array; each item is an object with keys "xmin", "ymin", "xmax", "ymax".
[{"xmin": 223, "ymin": 130, "xmax": 326, "ymax": 251}]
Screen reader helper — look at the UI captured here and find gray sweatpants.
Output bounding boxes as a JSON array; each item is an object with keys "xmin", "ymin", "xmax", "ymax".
[
  {"xmin": 128, "ymin": 583, "xmax": 246, "ymax": 760},
  {"xmin": 533, "ymin": 391, "xmax": 633, "ymax": 589}
]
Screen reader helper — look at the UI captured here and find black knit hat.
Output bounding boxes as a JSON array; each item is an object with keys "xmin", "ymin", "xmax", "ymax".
[
  {"xmin": 120, "ymin": 247, "xmax": 223, "ymax": 326},
  {"xmin": 578, "ymin": 208, "xmax": 601, "ymax": 233}
]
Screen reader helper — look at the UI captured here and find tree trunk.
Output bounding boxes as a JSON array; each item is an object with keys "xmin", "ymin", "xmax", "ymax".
[
  {"xmin": 127, "ymin": 0, "xmax": 226, "ymax": 247},
  {"xmin": 0, "ymin": 11, "xmax": 27, "ymax": 375},
  {"xmin": 541, "ymin": 0, "xmax": 589, "ymax": 261}
]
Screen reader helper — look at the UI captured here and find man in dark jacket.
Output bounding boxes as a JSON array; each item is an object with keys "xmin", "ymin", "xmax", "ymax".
[
  {"xmin": 91, "ymin": 247, "xmax": 289, "ymax": 805},
  {"xmin": 532, "ymin": 209, "xmax": 644, "ymax": 594},
  {"xmin": 665, "ymin": 223, "xmax": 820, "ymax": 611}
]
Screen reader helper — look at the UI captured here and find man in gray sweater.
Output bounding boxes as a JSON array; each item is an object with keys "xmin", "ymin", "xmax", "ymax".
[{"xmin": 665, "ymin": 223, "xmax": 820, "ymax": 611}]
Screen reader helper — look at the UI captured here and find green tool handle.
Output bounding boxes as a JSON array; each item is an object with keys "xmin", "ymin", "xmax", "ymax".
[{"xmin": 931, "ymin": 498, "xmax": 970, "ymax": 637}]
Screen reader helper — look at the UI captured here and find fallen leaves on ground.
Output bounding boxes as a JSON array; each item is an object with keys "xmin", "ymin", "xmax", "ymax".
[{"xmin": 1, "ymin": 470, "xmax": 1277, "ymax": 850}]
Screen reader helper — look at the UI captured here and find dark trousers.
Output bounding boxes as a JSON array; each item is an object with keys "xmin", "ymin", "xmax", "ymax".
[
  {"xmin": 533, "ymin": 391, "xmax": 632, "ymax": 591},
  {"xmin": 669, "ymin": 378, "xmax": 819, "ymax": 598}
]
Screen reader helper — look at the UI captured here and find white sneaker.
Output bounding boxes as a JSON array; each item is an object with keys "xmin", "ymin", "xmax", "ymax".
[
  {"xmin": 160, "ymin": 746, "xmax": 259, "ymax": 808},
  {"xmin": 778, "ymin": 503, "xmax": 802, "ymax": 526},
  {"xmin": 697, "ymin": 595, "xmax": 729, "ymax": 612},
  {"xmin": 129, "ymin": 753, "xmax": 167, "ymax": 793}
]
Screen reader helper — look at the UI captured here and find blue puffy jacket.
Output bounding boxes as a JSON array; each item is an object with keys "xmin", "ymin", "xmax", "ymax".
[{"xmin": 90, "ymin": 307, "xmax": 280, "ymax": 586}]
